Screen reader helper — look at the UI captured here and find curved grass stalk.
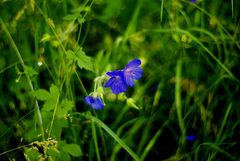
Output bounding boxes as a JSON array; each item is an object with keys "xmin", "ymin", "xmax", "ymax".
[
  {"xmin": 181, "ymin": 0, "xmax": 240, "ymax": 49},
  {"xmin": 48, "ymin": 94, "xmax": 60, "ymax": 138},
  {"xmin": 194, "ymin": 142, "xmax": 238, "ymax": 161},
  {"xmin": 0, "ymin": 144, "xmax": 31, "ymax": 156},
  {"xmin": 0, "ymin": 18, "xmax": 45, "ymax": 140},
  {"xmin": 216, "ymin": 103, "xmax": 232, "ymax": 143},
  {"xmin": 91, "ymin": 116, "xmax": 141, "ymax": 161},
  {"xmin": 174, "ymin": 28, "xmax": 238, "ymax": 82},
  {"xmin": 91, "ymin": 120, "xmax": 102, "ymax": 161},
  {"xmin": 73, "ymin": 112, "xmax": 141, "ymax": 161},
  {"xmin": 175, "ymin": 59, "xmax": 186, "ymax": 146},
  {"xmin": 140, "ymin": 120, "xmax": 170, "ymax": 161},
  {"xmin": 130, "ymin": 28, "xmax": 239, "ymax": 83}
]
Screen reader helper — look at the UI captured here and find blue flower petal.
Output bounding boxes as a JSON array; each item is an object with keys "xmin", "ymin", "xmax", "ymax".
[
  {"xmin": 104, "ymin": 70, "xmax": 127, "ymax": 94},
  {"xmin": 124, "ymin": 59, "xmax": 142, "ymax": 86},
  {"xmin": 125, "ymin": 59, "xmax": 141, "ymax": 68},
  {"xmin": 84, "ymin": 96, "xmax": 104, "ymax": 110},
  {"xmin": 106, "ymin": 70, "xmax": 123, "ymax": 77},
  {"xmin": 84, "ymin": 96, "xmax": 94, "ymax": 105}
]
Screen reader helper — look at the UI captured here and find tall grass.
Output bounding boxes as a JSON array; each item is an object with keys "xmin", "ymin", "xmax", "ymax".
[{"xmin": 0, "ymin": 0, "xmax": 239, "ymax": 160}]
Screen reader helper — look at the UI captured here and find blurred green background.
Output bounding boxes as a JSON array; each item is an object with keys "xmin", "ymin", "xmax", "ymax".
[{"xmin": 0, "ymin": 0, "xmax": 240, "ymax": 160}]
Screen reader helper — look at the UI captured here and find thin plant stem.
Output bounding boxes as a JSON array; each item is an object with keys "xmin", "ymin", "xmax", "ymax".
[
  {"xmin": 175, "ymin": 59, "xmax": 186, "ymax": 146},
  {"xmin": 48, "ymin": 94, "xmax": 60, "ymax": 138},
  {"xmin": 0, "ymin": 144, "xmax": 31, "ymax": 156},
  {"xmin": 91, "ymin": 120, "xmax": 102, "ymax": 161},
  {"xmin": 75, "ymin": 70, "xmax": 88, "ymax": 96},
  {"xmin": 0, "ymin": 17, "xmax": 45, "ymax": 140}
]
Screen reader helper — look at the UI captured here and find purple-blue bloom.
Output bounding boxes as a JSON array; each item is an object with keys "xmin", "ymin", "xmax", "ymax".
[
  {"xmin": 123, "ymin": 59, "xmax": 143, "ymax": 87},
  {"xmin": 84, "ymin": 96, "xmax": 104, "ymax": 110},
  {"xmin": 186, "ymin": 135, "xmax": 196, "ymax": 141},
  {"xmin": 104, "ymin": 59, "xmax": 143, "ymax": 94},
  {"xmin": 104, "ymin": 70, "xmax": 127, "ymax": 94}
]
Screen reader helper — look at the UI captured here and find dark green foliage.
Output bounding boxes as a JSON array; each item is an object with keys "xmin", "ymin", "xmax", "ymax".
[{"xmin": 0, "ymin": 0, "xmax": 240, "ymax": 161}]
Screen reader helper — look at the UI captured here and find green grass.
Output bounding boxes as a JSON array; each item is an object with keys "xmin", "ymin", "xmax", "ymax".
[{"xmin": 0, "ymin": 0, "xmax": 240, "ymax": 160}]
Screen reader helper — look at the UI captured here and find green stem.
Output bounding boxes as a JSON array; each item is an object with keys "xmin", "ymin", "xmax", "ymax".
[
  {"xmin": 160, "ymin": 0, "xmax": 164, "ymax": 23},
  {"xmin": 0, "ymin": 18, "xmax": 45, "ymax": 140},
  {"xmin": 91, "ymin": 120, "xmax": 102, "ymax": 161},
  {"xmin": 48, "ymin": 94, "xmax": 60, "ymax": 138},
  {"xmin": 175, "ymin": 59, "xmax": 186, "ymax": 146},
  {"xmin": 0, "ymin": 144, "xmax": 31, "ymax": 156},
  {"xmin": 75, "ymin": 70, "xmax": 88, "ymax": 96}
]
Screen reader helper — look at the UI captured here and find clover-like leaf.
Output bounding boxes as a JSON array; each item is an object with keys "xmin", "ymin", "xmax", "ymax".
[
  {"xmin": 66, "ymin": 47, "xmax": 93, "ymax": 71},
  {"xmin": 24, "ymin": 65, "xmax": 38, "ymax": 77},
  {"xmin": 34, "ymin": 89, "xmax": 51, "ymax": 101},
  {"xmin": 56, "ymin": 99, "xmax": 74, "ymax": 118},
  {"xmin": 75, "ymin": 47, "xmax": 93, "ymax": 71},
  {"xmin": 34, "ymin": 84, "xmax": 60, "ymax": 112}
]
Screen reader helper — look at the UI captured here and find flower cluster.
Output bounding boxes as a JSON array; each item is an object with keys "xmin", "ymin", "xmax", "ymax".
[{"xmin": 84, "ymin": 59, "xmax": 143, "ymax": 110}]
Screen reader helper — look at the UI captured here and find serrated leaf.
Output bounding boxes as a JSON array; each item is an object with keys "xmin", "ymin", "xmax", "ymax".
[
  {"xmin": 75, "ymin": 47, "xmax": 93, "ymax": 71},
  {"xmin": 24, "ymin": 65, "xmax": 38, "ymax": 77},
  {"xmin": 50, "ymin": 84, "xmax": 59, "ymax": 98},
  {"xmin": 56, "ymin": 99, "xmax": 74, "ymax": 118},
  {"xmin": 66, "ymin": 50, "xmax": 76, "ymax": 64},
  {"xmin": 62, "ymin": 144, "xmax": 83, "ymax": 157},
  {"xmin": 66, "ymin": 48, "xmax": 93, "ymax": 71},
  {"xmin": 36, "ymin": 84, "xmax": 59, "ymax": 112},
  {"xmin": 61, "ymin": 99, "xmax": 74, "ymax": 110},
  {"xmin": 34, "ymin": 89, "xmax": 51, "ymax": 101},
  {"xmin": 42, "ymin": 100, "xmax": 55, "ymax": 111}
]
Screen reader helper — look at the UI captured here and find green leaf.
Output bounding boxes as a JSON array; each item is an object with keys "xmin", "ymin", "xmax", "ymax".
[
  {"xmin": 36, "ymin": 84, "xmax": 59, "ymax": 112},
  {"xmin": 24, "ymin": 65, "xmax": 38, "ymax": 77},
  {"xmin": 126, "ymin": 98, "xmax": 141, "ymax": 110},
  {"xmin": 66, "ymin": 48, "xmax": 93, "ymax": 71},
  {"xmin": 59, "ymin": 151, "xmax": 71, "ymax": 161},
  {"xmin": 62, "ymin": 144, "xmax": 83, "ymax": 157},
  {"xmin": 56, "ymin": 99, "xmax": 74, "ymax": 118},
  {"xmin": 50, "ymin": 84, "xmax": 59, "ymax": 97},
  {"xmin": 77, "ymin": 15, "xmax": 85, "ymax": 24},
  {"xmin": 40, "ymin": 33, "xmax": 51, "ymax": 42},
  {"xmin": 63, "ymin": 14, "xmax": 79, "ymax": 21},
  {"xmin": 24, "ymin": 147, "xmax": 41, "ymax": 160},
  {"xmin": 75, "ymin": 47, "xmax": 93, "ymax": 71},
  {"xmin": 34, "ymin": 89, "xmax": 51, "ymax": 101},
  {"xmin": 47, "ymin": 147, "xmax": 60, "ymax": 160},
  {"xmin": 42, "ymin": 100, "xmax": 55, "ymax": 111}
]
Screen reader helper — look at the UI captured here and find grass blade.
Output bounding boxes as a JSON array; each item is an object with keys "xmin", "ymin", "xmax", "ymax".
[{"xmin": 88, "ymin": 114, "xmax": 141, "ymax": 161}]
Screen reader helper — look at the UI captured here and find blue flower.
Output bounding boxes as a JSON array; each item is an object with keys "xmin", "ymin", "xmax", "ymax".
[
  {"xmin": 104, "ymin": 59, "xmax": 143, "ymax": 94},
  {"xmin": 104, "ymin": 70, "xmax": 127, "ymax": 94},
  {"xmin": 123, "ymin": 59, "xmax": 143, "ymax": 87},
  {"xmin": 191, "ymin": 0, "xmax": 196, "ymax": 3},
  {"xmin": 84, "ymin": 96, "xmax": 104, "ymax": 110},
  {"xmin": 186, "ymin": 135, "xmax": 196, "ymax": 141}
]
